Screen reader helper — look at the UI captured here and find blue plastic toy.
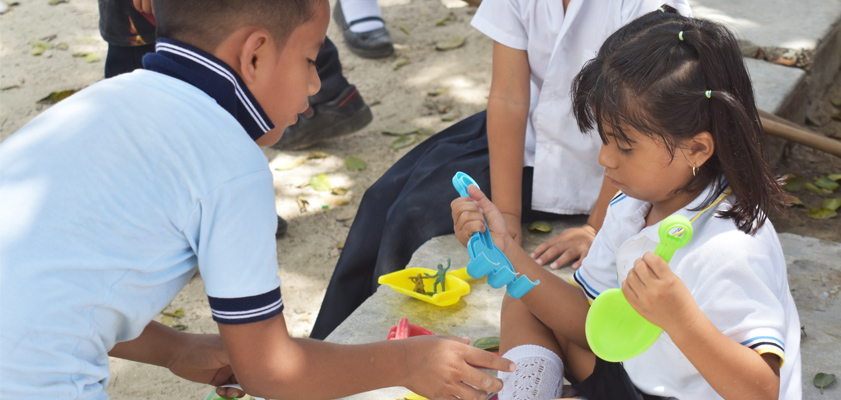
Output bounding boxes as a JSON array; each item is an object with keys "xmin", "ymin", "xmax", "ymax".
[{"xmin": 452, "ymin": 171, "xmax": 539, "ymax": 298}]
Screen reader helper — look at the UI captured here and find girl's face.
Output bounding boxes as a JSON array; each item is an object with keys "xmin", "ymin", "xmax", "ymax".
[{"xmin": 598, "ymin": 124, "xmax": 698, "ymax": 213}]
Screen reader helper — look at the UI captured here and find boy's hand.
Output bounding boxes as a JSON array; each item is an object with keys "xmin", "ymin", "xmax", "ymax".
[
  {"xmin": 622, "ymin": 252, "xmax": 702, "ymax": 333},
  {"xmin": 403, "ymin": 336, "xmax": 515, "ymax": 400},
  {"xmin": 530, "ymin": 224, "xmax": 596, "ymax": 270},
  {"xmin": 167, "ymin": 333, "xmax": 245, "ymax": 398},
  {"xmin": 451, "ymin": 185, "xmax": 512, "ymax": 252}
]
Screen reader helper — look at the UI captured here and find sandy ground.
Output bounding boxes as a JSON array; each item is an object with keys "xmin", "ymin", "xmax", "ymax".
[
  {"xmin": 1, "ymin": 0, "xmax": 492, "ymax": 398},
  {"xmin": 2, "ymin": 0, "xmax": 840, "ymax": 399}
]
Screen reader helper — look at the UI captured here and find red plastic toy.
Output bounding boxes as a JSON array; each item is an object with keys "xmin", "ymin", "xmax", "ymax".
[{"xmin": 386, "ymin": 317, "xmax": 435, "ymax": 340}]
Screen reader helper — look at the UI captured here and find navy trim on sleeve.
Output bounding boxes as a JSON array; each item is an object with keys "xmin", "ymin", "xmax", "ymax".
[{"xmin": 208, "ymin": 287, "xmax": 284, "ymax": 325}]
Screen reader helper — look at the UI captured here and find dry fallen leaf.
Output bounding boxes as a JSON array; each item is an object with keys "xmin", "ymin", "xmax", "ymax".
[
  {"xmin": 427, "ymin": 88, "xmax": 448, "ymax": 97},
  {"xmin": 37, "ymin": 89, "xmax": 79, "ymax": 105},
  {"xmin": 435, "ymin": 12, "xmax": 456, "ymax": 26},
  {"xmin": 72, "ymin": 52, "xmax": 101, "ymax": 63},
  {"xmin": 274, "ymin": 157, "xmax": 307, "ymax": 171},
  {"xmin": 30, "ymin": 39, "xmax": 53, "ymax": 56},
  {"xmin": 441, "ymin": 113, "xmax": 460, "ymax": 122},
  {"xmin": 345, "ymin": 156, "xmax": 366, "ymax": 171},
  {"xmin": 322, "ymin": 194, "xmax": 350, "ymax": 207},
  {"xmin": 297, "ymin": 197, "xmax": 309, "ymax": 213},
  {"xmin": 435, "ymin": 37, "xmax": 466, "ymax": 51},
  {"xmin": 391, "ymin": 57, "xmax": 410, "ymax": 71},
  {"xmin": 307, "ymin": 151, "xmax": 330, "ymax": 159},
  {"xmin": 309, "ymin": 174, "xmax": 331, "ymax": 192},
  {"xmin": 391, "ymin": 135, "xmax": 417, "ymax": 150},
  {"xmin": 382, "ymin": 127, "xmax": 419, "ymax": 136}
]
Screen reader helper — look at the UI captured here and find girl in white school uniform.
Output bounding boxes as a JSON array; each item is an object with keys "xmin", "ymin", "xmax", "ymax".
[
  {"xmin": 452, "ymin": 6, "xmax": 800, "ymax": 400},
  {"xmin": 310, "ymin": 0, "xmax": 692, "ymax": 340}
]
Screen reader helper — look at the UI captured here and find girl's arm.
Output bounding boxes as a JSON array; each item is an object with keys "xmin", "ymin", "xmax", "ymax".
[
  {"xmin": 488, "ymin": 41, "xmax": 530, "ymax": 245},
  {"xmin": 625, "ymin": 252, "xmax": 781, "ymax": 400},
  {"xmin": 453, "ymin": 185, "xmax": 592, "ymax": 348},
  {"xmin": 531, "ymin": 176, "xmax": 617, "ymax": 270}
]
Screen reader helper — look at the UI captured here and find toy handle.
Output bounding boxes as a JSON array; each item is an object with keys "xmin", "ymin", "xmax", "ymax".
[
  {"xmin": 453, "ymin": 171, "xmax": 479, "ymax": 197},
  {"xmin": 584, "ymin": 214, "xmax": 694, "ymax": 362},
  {"xmin": 653, "ymin": 215, "xmax": 693, "ymax": 263}
]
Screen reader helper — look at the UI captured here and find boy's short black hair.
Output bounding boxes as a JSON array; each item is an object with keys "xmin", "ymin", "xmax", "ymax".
[{"xmin": 154, "ymin": 0, "xmax": 321, "ymax": 51}]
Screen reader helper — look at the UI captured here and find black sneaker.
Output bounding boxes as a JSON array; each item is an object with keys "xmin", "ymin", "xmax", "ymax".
[
  {"xmin": 276, "ymin": 215, "xmax": 288, "ymax": 238},
  {"xmin": 272, "ymin": 85, "xmax": 373, "ymax": 150}
]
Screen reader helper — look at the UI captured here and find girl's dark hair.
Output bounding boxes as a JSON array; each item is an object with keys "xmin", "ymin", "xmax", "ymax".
[
  {"xmin": 571, "ymin": 5, "xmax": 788, "ymax": 234},
  {"xmin": 154, "ymin": 0, "xmax": 321, "ymax": 51}
]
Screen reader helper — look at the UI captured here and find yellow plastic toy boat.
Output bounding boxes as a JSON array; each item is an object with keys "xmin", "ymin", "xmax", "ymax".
[{"xmin": 378, "ymin": 267, "xmax": 471, "ymax": 306}]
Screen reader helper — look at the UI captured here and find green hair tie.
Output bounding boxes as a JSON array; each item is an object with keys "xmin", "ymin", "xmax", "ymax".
[
  {"xmin": 705, "ymin": 90, "xmax": 712, "ymax": 98},
  {"xmin": 658, "ymin": 7, "xmax": 665, "ymax": 12},
  {"xmin": 679, "ymin": 31, "xmax": 684, "ymax": 41}
]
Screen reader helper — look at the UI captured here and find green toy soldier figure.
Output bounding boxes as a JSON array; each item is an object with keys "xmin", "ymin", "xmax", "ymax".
[{"xmin": 424, "ymin": 259, "xmax": 451, "ymax": 294}]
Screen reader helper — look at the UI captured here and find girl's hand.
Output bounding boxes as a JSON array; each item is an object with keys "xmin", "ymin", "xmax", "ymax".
[
  {"xmin": 531, "ymin": 224, "xmax": 596, "ymax": 270},
  {"xmin": 451, "ymin": 185, "xmax": 512, "ymax": 252},
  {"xmin": 622, "ymin": 252, "xmax": 702, "ymax": 333},
  {"xmin": 501, "ymin": 212, "xmax": 523, "ymax": 245},
  {"xmin": 167, "ymin": 334, "xmax": 245, "ymax": 398}
]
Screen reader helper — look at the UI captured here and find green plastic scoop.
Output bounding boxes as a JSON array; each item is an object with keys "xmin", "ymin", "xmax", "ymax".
[{"xmin": 585, "ymin": 214, "xmax": 693, "ymax": 362}]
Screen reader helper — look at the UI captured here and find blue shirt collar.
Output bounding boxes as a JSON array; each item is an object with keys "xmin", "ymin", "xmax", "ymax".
[{"xmin": 142, "ymin": 38, "xmax": 275, "ymax": 141}]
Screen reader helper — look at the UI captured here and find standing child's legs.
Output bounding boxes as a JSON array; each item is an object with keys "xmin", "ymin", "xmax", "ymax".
[
  {"xmin": 333, "ymin": 0, "xmax": 393, "ymax": 58},
  {"xmin": 272, "ymin": 37, "xmax": 373, "ymax": 150},
  {"xmin": 104, "ymin": 43, "xmax": 155, "ymax": 78}
]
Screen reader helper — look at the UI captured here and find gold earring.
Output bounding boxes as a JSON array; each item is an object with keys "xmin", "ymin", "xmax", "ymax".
[{"xmin": 692, "ymin": 162, "xmax": 697, "ymax": 176}]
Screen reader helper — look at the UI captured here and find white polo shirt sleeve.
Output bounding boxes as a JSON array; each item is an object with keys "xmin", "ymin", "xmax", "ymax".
[
  {"xmin": 184, "ymin": 169, "xmax": 283, "ymax": 325},
  {"xmin": 471, "ymin": 0, "xmax": 528, "ymax": 50},
  {"xmin": 571, "ymin": 194, "xmax": 629, "ymax": 302},
  {"xmin": 687, "ymin": 246, "xmax": 788, "ymax": 363}
]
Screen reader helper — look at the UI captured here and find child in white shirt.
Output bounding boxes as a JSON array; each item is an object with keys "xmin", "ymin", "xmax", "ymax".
[
  {"xmin": 312, "ymin": 0, "xmax": 691, "ymax": 340},
  {"xmin": 452, "ymin": 6, "xmax": 799, "ymax": 399}
]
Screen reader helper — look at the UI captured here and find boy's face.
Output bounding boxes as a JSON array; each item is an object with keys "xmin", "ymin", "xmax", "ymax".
[{"xmin": 252, "ymin": 1, "xmax": 329, "ymax": 146}]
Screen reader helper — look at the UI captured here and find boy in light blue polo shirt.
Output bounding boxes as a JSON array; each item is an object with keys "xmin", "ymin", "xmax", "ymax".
[{"xmin": 0, "ymin": 1, "xmax": 515, "ymax": 399}]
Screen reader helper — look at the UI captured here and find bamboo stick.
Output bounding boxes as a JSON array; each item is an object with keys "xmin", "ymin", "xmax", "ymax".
[{"xmin": 758, "ymin": 110, "xmax": 841, "ymax": 158}]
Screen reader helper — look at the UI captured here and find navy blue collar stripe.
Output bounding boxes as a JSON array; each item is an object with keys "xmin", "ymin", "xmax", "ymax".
[
  {"xmin": 143, "ymin": 38, "xmax": 275, "ymax": 140},
  {"xmin": 155, "ymin": 42, "xmax": 272, "ymax": 133}
]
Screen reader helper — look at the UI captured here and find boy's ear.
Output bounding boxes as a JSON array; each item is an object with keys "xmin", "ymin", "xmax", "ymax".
[
  {"xmin": 688, "ymin": 131, "xmax": 714, "ymax": 168},
  {"xmin": 237, "ymin": 29, "xmax": 273, "ymax": 85}
]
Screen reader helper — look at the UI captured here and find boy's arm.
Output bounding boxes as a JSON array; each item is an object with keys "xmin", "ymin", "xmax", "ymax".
[
  {"xmin": 488, "ymin": 41, "xmax": 530, "ymax": 245},
  {"xmin": 625, "ymin": 252, "xmax": 781, "ymax": 400},
  {"xmin": 218, "ymin": 313, "xmax": 515, "ymax": 400},
  {"xmin": 109, "ymin": 321, "xmax": 243, "ymax": 395}
]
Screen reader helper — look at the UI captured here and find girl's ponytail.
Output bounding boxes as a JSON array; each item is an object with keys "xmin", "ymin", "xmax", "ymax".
[{"xmin": 677, "ymin": 23, "xmax": 788, "ymax": 233}]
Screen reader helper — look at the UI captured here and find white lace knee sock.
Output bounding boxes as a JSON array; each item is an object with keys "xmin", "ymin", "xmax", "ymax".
[
  {"xmin": 497, "ymin": 344, "xmax": 564, "ymax": 400},
  {"xmin": 339, "ymin": 0, "xmax": 385, "ymax": 33}
]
